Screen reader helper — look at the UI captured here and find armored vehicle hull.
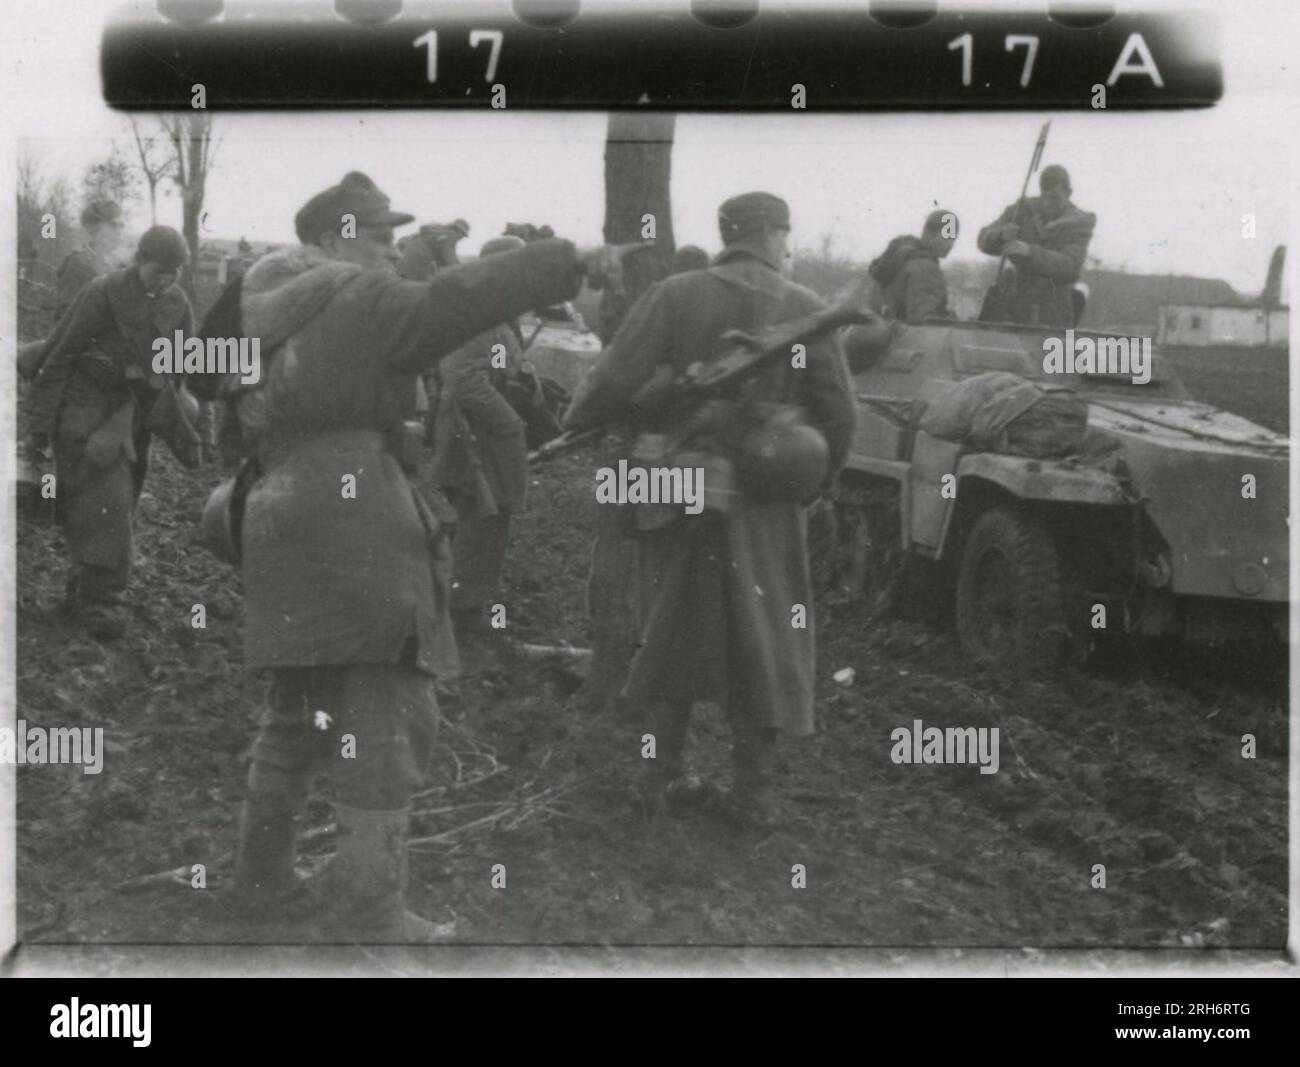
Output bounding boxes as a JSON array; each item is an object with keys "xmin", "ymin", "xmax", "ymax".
[{"xmin": 825, "ymin": 320, "xmax": 1288, "ymax": 671}]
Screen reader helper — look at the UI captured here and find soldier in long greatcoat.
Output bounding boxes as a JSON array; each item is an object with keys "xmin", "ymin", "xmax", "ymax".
[{"xmin": 563, "ymin": 192, "xmax": 857, "ymax": 827}]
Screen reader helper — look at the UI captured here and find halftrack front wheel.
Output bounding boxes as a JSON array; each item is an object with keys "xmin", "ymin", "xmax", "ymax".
[{"xmin": 955, "ymin": 507, "xmax": 1066, "ymax": 673}]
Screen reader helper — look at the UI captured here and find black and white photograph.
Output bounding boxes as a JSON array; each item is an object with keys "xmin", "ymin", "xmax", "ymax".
[{"xmin": 1, "ymin": 0, "xmax": 1297, "ymax": 991}]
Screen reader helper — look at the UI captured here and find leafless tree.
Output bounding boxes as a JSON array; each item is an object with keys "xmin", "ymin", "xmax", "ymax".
[
  {"xmin": 158, "ymin": 111, "xmax": 220, "ymax": 295},
  {"xmin": 82, "ymin": 142, "xmax": 139, "ymax": 213},
  {"xmin": 128, "ymin": 117, "xmax": 174, "ymax": 225},
  {"xmin": 17, "ymin": 146, "xmax": 74, "ymax": 327}
]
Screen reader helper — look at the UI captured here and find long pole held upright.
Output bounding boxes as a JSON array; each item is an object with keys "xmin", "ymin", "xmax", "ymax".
[{"xmin": 993, "ymin": 119, "xmax": 1052, "ymax": 288}]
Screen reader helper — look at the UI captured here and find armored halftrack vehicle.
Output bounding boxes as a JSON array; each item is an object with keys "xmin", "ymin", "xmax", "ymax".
[{"xmin": 822, "ymin": 319, "xmax": 1289, "ymax": 671}]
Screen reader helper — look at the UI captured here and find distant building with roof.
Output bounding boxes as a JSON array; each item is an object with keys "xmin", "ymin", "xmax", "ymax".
[
  {"xmin": 1154, "ymin": 246, "xmax": 1288, "ymax": 349},
  {"xmin": 1157, "ymin": 303, "xmax": 1287, "ymax": 348}
]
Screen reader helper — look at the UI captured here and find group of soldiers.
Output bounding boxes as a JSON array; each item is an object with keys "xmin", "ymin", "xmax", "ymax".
[
  {"xmin": 17, "ymin": 160, "xmax": 1093, "ymax": 942},
  {"xmin": 863, "ymin": 163, "xmax": 1095, "ymax": 328}
]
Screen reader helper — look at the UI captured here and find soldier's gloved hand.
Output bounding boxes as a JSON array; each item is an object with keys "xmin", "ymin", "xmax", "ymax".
[
  {"xmin": 999, "ymin": 223, "xmax": 1020, "ymax": 242},
  {"xmin": 1003, "ymin": 239, "xmax": 1032, "ymax": 259}
]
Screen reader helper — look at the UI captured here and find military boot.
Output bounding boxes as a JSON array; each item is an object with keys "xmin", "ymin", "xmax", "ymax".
[
  {"xmin": 325, "ymin": 804, "xmax": 456, "ymax": 944},
  {"xmin": 637, "ymin": 702, "xmax": 710, "ymax": 817},
  {"xmin": 80, "ymin": 599, "xmax": 128, "ymax": 641},
  {"xmin": 69, "ymin": 571, "xmax": 129, "ymax": 640}
]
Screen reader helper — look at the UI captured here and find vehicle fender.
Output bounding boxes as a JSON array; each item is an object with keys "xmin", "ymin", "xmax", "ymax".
[{"xmin": 931, "ymin": 451, "xmax": 1131, "ymax": 556}]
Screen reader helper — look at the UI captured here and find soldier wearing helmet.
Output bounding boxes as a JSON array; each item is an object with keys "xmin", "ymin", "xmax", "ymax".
[
  {"xmin": 564, "ymin": 191, "xmax": 856, "ymax": 828},
  {"xmin": 977, "ymin": 163, "xmax": 1096, "ymax": 327},
  {"xmin": 24, "ymin": 225, "xmax": 195, "ymax": 639}
]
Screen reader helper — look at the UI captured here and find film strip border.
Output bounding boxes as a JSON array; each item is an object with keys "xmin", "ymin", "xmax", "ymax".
[{"xmin": 103, "ymin": 2, "xmax": 1221, "ymax": 110}]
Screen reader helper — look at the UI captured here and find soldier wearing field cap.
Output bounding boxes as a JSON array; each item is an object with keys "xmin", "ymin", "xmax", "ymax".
[
  {"xmin": 564, "ymin": 191, "xmax": 856, "ymax": 828},
  {"xmin": 977, "ymin": 163, "xmax": 1096, "ymax": 327},
  {"xmin": 225, "ymin": 171, "xmax": 608, "ymax": 942}
]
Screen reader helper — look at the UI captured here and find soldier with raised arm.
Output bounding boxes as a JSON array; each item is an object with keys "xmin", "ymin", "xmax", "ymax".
[{"xmin": 225, "ymin": 172, "xmax": 601, "ymax": 942}]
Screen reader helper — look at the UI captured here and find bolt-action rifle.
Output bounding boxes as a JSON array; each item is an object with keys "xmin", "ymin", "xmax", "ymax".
[{"xmin": 528, "ymin": 302, "xmax": 878, "ymax": 464}]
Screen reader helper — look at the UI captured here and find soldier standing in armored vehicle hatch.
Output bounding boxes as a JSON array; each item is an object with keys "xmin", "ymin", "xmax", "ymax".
[
  {"xmin": 225, "ymin": 171, "xmax": 605, "ymax": 942},
  {"xmin": 563, "ymin": 191, "xmax": 856, "ymax": 829},
  {"xmin": 867, "ymin": 209, "xmax": 959, "ymax": 325},
  {"xmin": 24, "ymin": 226, "xmax": 195, "ymax": 640},
  {"xmin": 977, "ymin": 163, "xmax": 1096, "ymax": 328}
]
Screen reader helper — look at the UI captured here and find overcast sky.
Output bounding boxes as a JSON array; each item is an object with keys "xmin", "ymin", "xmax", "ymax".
[{"xmin": 5, "ymin": 0, "xmax": 1298, "ymax": 297}]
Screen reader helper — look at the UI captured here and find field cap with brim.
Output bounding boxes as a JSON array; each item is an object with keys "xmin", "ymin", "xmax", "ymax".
[
  {"xmin": 718, "ymin": 191, "xmax": 791, "ymax": 244},
  {"xmin": 295, "ymin": 171, "xmax": 416, "ymax": 244}
]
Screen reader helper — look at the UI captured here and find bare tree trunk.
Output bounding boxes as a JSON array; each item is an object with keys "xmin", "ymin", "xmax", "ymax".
[
  {"xmin": 579, "ymin": 113, "xmax": 676, "ymax": 716},
  {"xmin": 160, "ymin": 112, "xmax": 215, "ymax": 299},
  {"xmin": 129, "ymin": 117, "xmax": 170, "ymax": 229},
  {"xmin": 597, "ymin": 112, "xmax": 676, "ymax": 340}
]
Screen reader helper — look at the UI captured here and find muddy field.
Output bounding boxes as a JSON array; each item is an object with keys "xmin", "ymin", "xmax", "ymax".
[
  {"xmin": 12, "ymin": 344, "xmax": 1289, "ymax": 955},
  {"xmin": 1162, "ymin": 344, "xmax": 1289, "ymax": 435}
]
